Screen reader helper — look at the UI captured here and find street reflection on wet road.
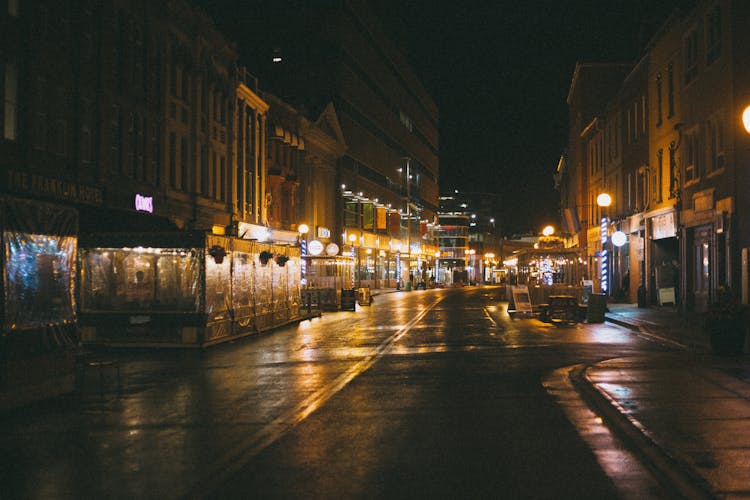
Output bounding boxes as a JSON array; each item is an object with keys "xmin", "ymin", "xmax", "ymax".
[{"xmin": 0, "ymin": 287, "xmax": 669, "ymax": 499}]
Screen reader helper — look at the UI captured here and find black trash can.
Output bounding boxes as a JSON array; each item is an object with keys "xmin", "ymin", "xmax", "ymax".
[
  {"xmin": 341, "ymin": 288, "xmax": 356, "ymax": 311},
  {"xmin": 586, "ymin": 293, "xmax": 607, "ymax": 323}
]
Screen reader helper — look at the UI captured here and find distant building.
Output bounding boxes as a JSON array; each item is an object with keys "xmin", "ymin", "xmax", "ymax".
[
  {"xmin": 236, "ymin": 0, "xmax": 440, "ymax": 288},
  {"xmin": 437, "ymin": 191, "xmax": 501, "ymax": 284}
]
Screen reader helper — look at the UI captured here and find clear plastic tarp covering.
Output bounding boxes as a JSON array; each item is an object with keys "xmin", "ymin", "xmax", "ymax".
[
  {"xmin": 231, "ymin": 242, "xmax": 255, "ymax": 310},
  {"xmin": 255, "ymin": 244, "xmax": 274, "ymax": 316},
  {"xmin": 272, "ymin": 253, "xmax": 288, "ymax": 313},
  {"xmin": 1, "ymin": 197, "xmax": 78, "ymax": 331},
  {"xmin": 287, "ymin": 255, "xmax": 301, "ymax": 317},
  {"xmin": 80, "ymin": 247, "xmax": 201, "ymax": 312},
  {"xmin": 304, "ymin": 256, "xmax": 355, "ymax": 289},
  {"xmin": 205, "ymin": 236, "xmax": 231, "ymax": 316},
  {"xmin": 4, "ymin": 233, "xmax": 77, "ymax": 329}
]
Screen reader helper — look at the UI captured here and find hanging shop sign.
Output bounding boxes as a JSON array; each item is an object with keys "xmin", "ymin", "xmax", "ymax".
[
  {"xmin": 308, "ymin": 240, "xmax": 324, "ymax": 256},
  {"xmin": 317, "ymin": 226, "xmax": 331, "ymax": 239},
  {"xmin": 135, "ymin": 194, "xmax": 154, "ymax": 213},
  {"xmin": 651, "ymin": 212, "xmax": 676, "ymax": 240},
  {"xmin": 325, "ymin": 243, "xmax": 340, "ymax": 256}
]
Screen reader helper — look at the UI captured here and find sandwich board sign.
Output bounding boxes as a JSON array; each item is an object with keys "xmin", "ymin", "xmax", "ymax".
[{"xmin": 511, "ymin": 285, "xmax": 533, "ymax": 314}]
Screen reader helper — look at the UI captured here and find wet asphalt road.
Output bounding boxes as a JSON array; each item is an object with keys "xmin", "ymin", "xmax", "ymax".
[{"xmin": 0, "ymin": 287, "xmax": 673, "ymax": 499}]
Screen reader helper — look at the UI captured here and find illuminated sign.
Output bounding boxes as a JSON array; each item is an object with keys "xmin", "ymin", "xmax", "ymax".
[
  {"xmin": 135, "ymin": 194, "xmax": 153, "ymax": 213},
  {"xmin": 308, "ymin": 240, "xmax": 324, "ymax": 256},
  {"xmin": 612, "ymin": 231, "xmax": 627, "ymax": 247},
  {"xmin": 325, "ymin": 243, "xmax": 340, "ymax": 256},
  {"xmin": 317, "ymin": 227, "xmax": 331, "ymax": 239}
]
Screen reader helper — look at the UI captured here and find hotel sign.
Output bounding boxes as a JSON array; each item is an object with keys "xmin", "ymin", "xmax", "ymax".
[{"xmin": 7, "ymin": 169, "xmax": 103, "ymax": 205}]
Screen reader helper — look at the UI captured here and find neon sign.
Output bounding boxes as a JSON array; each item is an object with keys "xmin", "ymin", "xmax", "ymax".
[{"xmin": 135, "ymin": 194, "xmax": 153, "ymax": 213}]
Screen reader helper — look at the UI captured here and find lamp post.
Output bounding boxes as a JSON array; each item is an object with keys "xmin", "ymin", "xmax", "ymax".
[
  {"xmin": 597, "ymin": 193, "xmax": 612, "ymax": 294},
  {"xmin": 741, "ymin": 107, "xmax": 750, "ymax": 305},
  {"xmin": 348, "ymin": 233, "xmax": 359, "ymax": 289}
]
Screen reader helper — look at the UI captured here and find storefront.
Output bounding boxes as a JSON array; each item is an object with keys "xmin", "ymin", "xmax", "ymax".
[
  {"xmin": 78, "ymin": 232, "xmax": 300, "ymax": 347},
  {"xmin": 302, "ymin": 254, "xmax": 355, "ymax": 310},
  {"xmin": 1, "ymin": 196, "xmax": 79, "ymax": 410}
]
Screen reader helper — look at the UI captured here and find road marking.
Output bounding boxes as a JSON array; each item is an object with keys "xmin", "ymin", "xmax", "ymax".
[{"xmin": 184, "ymin": 296, "xmax": 443, "ymax": 499}]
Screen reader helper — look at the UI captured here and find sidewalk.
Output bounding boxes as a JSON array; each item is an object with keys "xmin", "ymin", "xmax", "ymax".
[{"xmin": 578, "ymin": 303, "xmax": 750, "ymax": 498}]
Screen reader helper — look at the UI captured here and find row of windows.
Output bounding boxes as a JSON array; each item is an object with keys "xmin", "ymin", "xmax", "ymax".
[
  {"xmin": 655, "ymin": 64, "xmax": 676, "ymax": 126},
  {"xmin": 685, "ymin": 5, "xmax": 722, "ymax": 85},
  {"xmin": 602, "ymin": 114, "xmax": 726, "ymax": 219},
  {"xmin": 167, "ymin": 132, "xmax": 228, "ymax": 202},
  {"xmin": 683, "ymin": 116, "xmax": 726, "ymax": 183}
]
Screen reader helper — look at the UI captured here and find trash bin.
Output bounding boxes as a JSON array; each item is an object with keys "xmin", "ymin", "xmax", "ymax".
[
  {"xmin": 358, "ymin": 287, "xmax": 371, "ymax": 306},
  {"xmin": 586, "ymin": 293, "xmax": 607, "ymax": 323},
  {"xmin": 341, "ymin": 288, "xmax": 356, "ymax": 311}
]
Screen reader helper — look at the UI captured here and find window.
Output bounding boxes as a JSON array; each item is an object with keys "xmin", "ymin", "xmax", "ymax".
[
  {"xmin": 170, "ymin": 64, "xmax": 177, "ymax": 96},
  {"xmin": 169, "ymin": 132, "xmax": 176, "ymax": 188},
  {"xmin": 653, "ymin": 150, "xmax": 663, "ymax": 203},
  {"xmin": 33, "ymin": 89, "xmax": 48, "ymax": 150},
  {"xmin": 150, "ymin": 123, "xmax": 159, "ymax": 183},
  {"xmin": 80, "ymin": 99, "xmax": 93, "ymax": 163},
  {"xmin": 685, "ymin": 29, "xmax": 699, "ymax": 83},
  {"xmin": 180, "ymin": 136, "xmax": 188, "ymax": 191},
  {"xmin": 181, "ymin": 68, "xmax": 189, "ymax": 103},
  {"xmin": 684, "ymin": 131, "xmax": 699, "ymax": 183},
  {"xmin": 135, "ymin": 114, "xmax": 144, "ymax": 179},
  {"xmin": 53, "ymin": 119, "xmax": 67, "ymax": 157},
  {"xmin": 111, "ymin": 105, "xmax": 121, "ymax": 172},
  {"xmin": 3, "ymin": 62, "xmax": 18, "ymax": 141},
  {"xmin": 707, "ymin": 116, "xmax": 725, "ymax": 172},
  {"xmin": 127, "ymin": 112, "xmax": 135, "ymax": 176},
  {"xmin": 201, "ymin": 144, "xmax": 208, "ymax": 196},
  {"xmin": 706, "ymin": 6, "xmax": 721, "ymax": 64},
  {"xmin": 637, "ymin": 167, "xmax": 648, "ymax": 211},
  {"xmin": 219, "ymin": 156, "xmax": 226, "ymax": 201},
  {"xmin": 667, "ymin": 64, "xmax": 675, "ymax": 117},
  {"xmin": 655, "ymin": 73, "xmax": 663, "ymax": 126},
  {"xmin": 668, "ymin": 146, "xmax": 677, "ymax": 199}
]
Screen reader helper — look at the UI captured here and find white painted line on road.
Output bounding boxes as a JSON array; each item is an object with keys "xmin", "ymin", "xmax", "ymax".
[
  {"xmin": 483, "ymin": 307, "xmax": 498, "ymax": 327},
  {"xmin": 184, "ymin": 296, "xmax": 444, "ymax": 499}
]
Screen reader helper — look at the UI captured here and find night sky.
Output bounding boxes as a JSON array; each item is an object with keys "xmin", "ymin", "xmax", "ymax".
[{"xmin": 194, "ymin": 0, "xmax": 694, "ymax": 235}]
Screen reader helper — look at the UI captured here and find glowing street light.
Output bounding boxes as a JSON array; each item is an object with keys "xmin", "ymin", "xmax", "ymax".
[
  {"xmin": 596, "ymin": 192, "xmax": 612, "ymax": 208},
  {"xmin": 542, "ymin": 225, "xmax": 555, "ymax": 237},
  {"xmin": 742, "ymin": 105, "xmax": 750, "ymax": 134}
]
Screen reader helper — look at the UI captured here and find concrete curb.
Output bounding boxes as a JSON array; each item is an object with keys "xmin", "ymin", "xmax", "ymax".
[
  {"xmin": 568, "ymin": 363, "xmax": 715, "ymax": 499},
  {"xmin": 605, "ymin": 314, "xmax": 689, "ymax": 351}
]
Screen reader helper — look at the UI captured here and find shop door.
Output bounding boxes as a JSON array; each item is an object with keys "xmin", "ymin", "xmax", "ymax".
[{"xmin": 691, "ymin": 226, "xmax": 712, "ymax": 312}]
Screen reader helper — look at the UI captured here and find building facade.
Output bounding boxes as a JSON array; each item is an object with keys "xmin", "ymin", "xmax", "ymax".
[
  {"xmin": 238, "ymin": 0, "xmax": 440, "ymax": 289},
  {"xmin": 562, "ymin": 0, "xmax": 750, "ymax": 312}
]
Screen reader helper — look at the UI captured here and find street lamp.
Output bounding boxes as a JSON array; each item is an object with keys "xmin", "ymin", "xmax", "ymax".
[
  {"xmin": 597, "ymin": 193, "xmax": 611, "ymax": 294},
  {"xmin": 742, "ymin": 105, "xmax": 750, "ymax": 134},
  {"xmin": 542, "ymin": 225, "xmax": 555, "ymax": 237}
]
